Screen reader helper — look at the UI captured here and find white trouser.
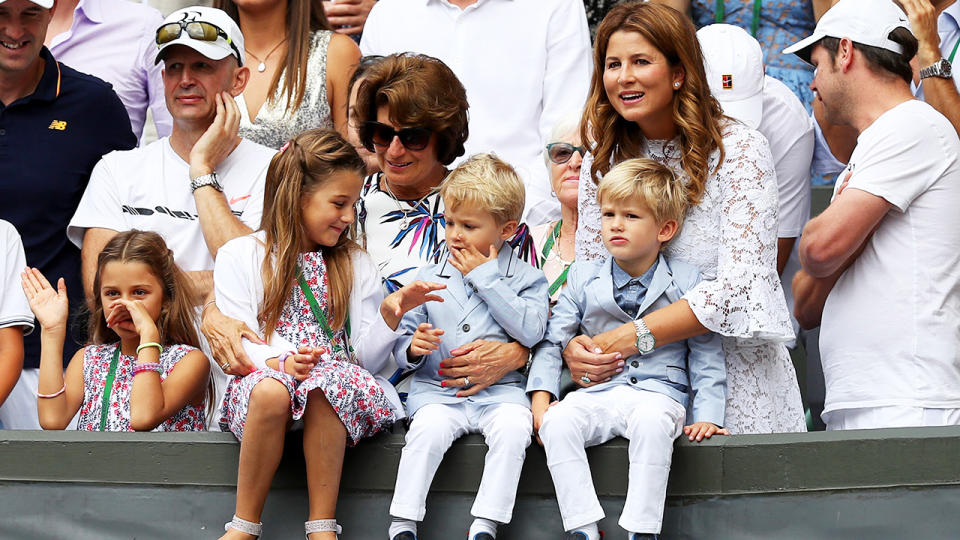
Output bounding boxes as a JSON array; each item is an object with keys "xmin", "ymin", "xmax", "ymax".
[
  {"xmin": 824, "ymin": 405, "xmax": 960, "ymax": 431},
  {"xmin": 0, "ymin": 368, "xmax": 80, "ymax": 430},
  {"xmin": 390, "ymin": 401, "xmax": 533, "ymax": 523},
  {"xmin": 538, "ymin": 385, "xmax": 685, "ymax": 534}
]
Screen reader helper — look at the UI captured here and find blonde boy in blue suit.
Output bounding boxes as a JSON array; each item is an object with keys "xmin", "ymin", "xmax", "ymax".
[
  {"xmin": 528, "ymin": 159, "xmax": 727, "ymax": 540},
  {"xmin": 388, "ymin": 154, "xmax": 550, "ymax": 540}
]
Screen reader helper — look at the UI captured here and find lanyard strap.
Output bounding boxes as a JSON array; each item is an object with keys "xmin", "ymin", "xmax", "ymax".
[
  {"xmin": 548, "ymin": 266, "xmax": 571, "ymax": 297},
  {"xmin": 540, "ymin": 220, "xmax": 572, "ymax": 296},
  {"xmin": 296, "ymin": 266, "xmax": 352, "ymax": 356},
  {"xmin": 950, "ymin": 35, "xmax": 960, "ymax": 63},
  {"xmin": 715, "ymin": 0, "xmax": 763, "ymax": 37},
  {"xmin": 99, "ymin": 346, "xmax": 121, "ymax": 431}
]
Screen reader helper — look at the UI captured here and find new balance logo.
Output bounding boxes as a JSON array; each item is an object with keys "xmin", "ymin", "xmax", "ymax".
[{"xmin": 48, "ymin": 120, "xmax": 67, "ymax": 131}]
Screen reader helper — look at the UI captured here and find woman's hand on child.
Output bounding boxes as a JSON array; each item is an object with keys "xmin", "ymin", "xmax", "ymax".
[
  {"xmin": 563, "ymin": 335, "xmax": 623, "ymax": 387},
  {"xmin": 201, "ymin": 303, "xmax": 264, "ymax": 376},
  {"xmin": 410, "ymin": 323, "xmax": 443, "ymax": 356},
  {"xmin": 381, "ymin": 281, "xmax": 446, "ymax": 329},
  {"xmin": 448, "ymin": 243, "xmax": 497, "ymax": 276},
  {"xmin": 21, "ymin": 268, "xmax": 69, "ymax": 332},
  {"xmin": 105, "ymin": 299, "xmax": 160, "ymax": 343},
  {"xmin": 683, "ymin": 422, "xmax": 729, "ymax": 442}
]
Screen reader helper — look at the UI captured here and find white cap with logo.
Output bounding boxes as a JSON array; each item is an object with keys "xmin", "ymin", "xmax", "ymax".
[
  {"xmin": 0, "ymin": 0, "xmax": 54, "ymax": 7},
  {"xmin": 783, "ymin": 0, "xmax": 911, "ymax": 64},
  {"xmin": 155, "ymin": 6, "xmax": 245, "ymax": 67},
  {"xmin": 698, "ymin": 24, "xmax": 764, "ymax": 129}
]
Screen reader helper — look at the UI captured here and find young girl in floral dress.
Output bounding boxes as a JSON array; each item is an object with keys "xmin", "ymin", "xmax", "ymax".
[
  {"xmin": 215, "ymin": 129, "xmax": 444, "ymax": 540},
  {"xmin": 21, "ymin": 230, "xmax": 210, "ymax": 432}
]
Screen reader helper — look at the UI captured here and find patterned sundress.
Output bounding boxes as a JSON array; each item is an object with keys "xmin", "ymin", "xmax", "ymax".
[
  {"xmin": 219, "ymin": 252, "xmax": 396, "ymax": 445},
  {"xmin": 76, "ymin": 343, "xmax": 206, "ymax": 432}
]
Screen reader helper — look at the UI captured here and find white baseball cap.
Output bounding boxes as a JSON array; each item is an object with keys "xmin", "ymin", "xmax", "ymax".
[
  {"xmin": 155, "ymin": 6, "xmax": 245, "ymax": 67},
  {"xmin": 698, "ymin": 24, "xmax": 764, "ymax": 129},
  {"xmin": 0, "ymin": 0, "xmax": 54, "ymax": 8},
  {"xmin": 783, "ymin": 0, "xmax": 910, "ymax": 64}
]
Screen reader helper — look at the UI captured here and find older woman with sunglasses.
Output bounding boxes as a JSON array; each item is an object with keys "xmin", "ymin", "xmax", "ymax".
[
  {"xmin": 353, "ymin": 53, "xmax": 533, "ymax": 400},
  {"xmin": 530, "ymin": 114, "xmax": 585, "ymax": 305}
]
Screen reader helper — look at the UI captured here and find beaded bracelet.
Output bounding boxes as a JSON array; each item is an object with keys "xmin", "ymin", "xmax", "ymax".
[
  {"xmin": 277, "ymin": 351, "xmax": 294, "ymax": 375},
  {"xmin": 37, "ymin": 385, "xmax": 66, "ymax": 398},
  {"xmin": 133, "ymin": 362, "xmax": 162, "ymax": 375},
  {"xmin": 136, "ymin": 342, "xmax": 163, "ymax": 355}
]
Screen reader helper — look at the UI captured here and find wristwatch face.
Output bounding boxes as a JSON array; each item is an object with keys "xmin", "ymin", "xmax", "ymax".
[{"xmin": 637, "ymin": 333, "xmax": 655, "ymax": 354}]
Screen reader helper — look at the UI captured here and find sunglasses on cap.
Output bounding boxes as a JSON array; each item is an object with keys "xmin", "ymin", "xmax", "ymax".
[
  {"xmin": 363, "ymin": 121, "xmax": 433, "ymax": 152},
  {"xmin": 546, "ymin": 142, "xmax": 587, "ymax": 165},
  {"xmin": 156, "ymin": 20, "xmax": 242, "ymax": 64}
]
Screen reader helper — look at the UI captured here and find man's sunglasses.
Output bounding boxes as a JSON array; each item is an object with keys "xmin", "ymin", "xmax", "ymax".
[
  {"xmin": 156, "ymin": 20, "xmax": 243, "ymax": 66},
  {"xmin": 546, "ymin": 142, "xmax": 587, "ymax": 165},
  {"xmin": 363, "ymin": 121, "xmax": 432, "ymax": 152}
]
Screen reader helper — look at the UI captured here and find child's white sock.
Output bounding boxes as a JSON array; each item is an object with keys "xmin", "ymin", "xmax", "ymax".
[
  {"xmin": 567, "ymin": 522, "xmax": 601, "ymax": 540},
  {"xmin": 468, "ymin": 517, "xmax": 498, "ymax": 538},
  {"xmin": 388, "ymin": 518, "xmax": 417, "ymax": 539}
]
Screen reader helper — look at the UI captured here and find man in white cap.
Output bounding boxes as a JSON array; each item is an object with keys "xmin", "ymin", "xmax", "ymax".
[
  {"xmin": 67, "ymin": 6, "xmax": 275, "ymax": 425},
  {"xmin": 0, "ymin": 0, "xmax": 135, "ymax": 430},
  {"xmin": 788, "ymin": 0, "xmax": 960, "ymax": 430}
]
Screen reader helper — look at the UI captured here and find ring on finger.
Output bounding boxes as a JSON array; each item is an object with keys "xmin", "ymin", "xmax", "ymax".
[
  {"xmin": 579, "ymin": 374, "xmax": 591, "ymax": 384},
  {"xmin": 463, "ymin": 377, "xmax": 470, "ymax": 386},
  {"xmin": 220, "ymin": 362, "xmax": 230, "ymax": 372}
]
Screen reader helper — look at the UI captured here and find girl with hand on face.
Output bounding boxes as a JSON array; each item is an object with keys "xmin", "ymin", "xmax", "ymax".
[
  {"xmin": 571, "ymin": 1, "xmax": 805, "ymax": 435},
  {"xmin": 215, "ymin": 129, "xmax": 443, "ymax": 540},
  {"xmin": 22, "ymin": 231, "xmax": 210, "ymax": 432}
]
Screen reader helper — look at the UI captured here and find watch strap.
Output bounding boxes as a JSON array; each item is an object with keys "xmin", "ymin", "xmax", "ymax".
[
  {"xmin": 190, "ymin": 172, "xmax": 223, "ymax": 192},
  {"xmin": 920, "ymin": 58, "xmax": 952, "ymax": 79}
]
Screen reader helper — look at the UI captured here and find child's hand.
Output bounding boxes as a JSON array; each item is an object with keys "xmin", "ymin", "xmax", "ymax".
[
  {"xmin": 381, "ymin": 281, "xmax": 446, "ymax": 330},
  {"xmin": 105, "ymin": 299, "xmax": 160, "ymax": 343},
  {"xmin": 283, "ymin": 346, "xmax": 322, "ymax": 381},
  {"xmin": 531, "ymin": 390, "xmax": 555, "ymax": 446},
  {"xmin": 410, "ymin": 323, "xmax": 443, "ymax": 356},
  {"xmin": 21, "ymin": 268, "xmax": 69, "ymax": 332},
  {"xmin": 448, "ymin": 243, "xmax": 497, "ymax": 276},
  {"xmin": 683, "ymin": 422, "xmax": 729, "ymax": 442}
]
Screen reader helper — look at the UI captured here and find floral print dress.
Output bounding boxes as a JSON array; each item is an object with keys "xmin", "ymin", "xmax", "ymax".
[
  {"xmin": 76, "ymin": 343, "xmax": 206, "ymax": 432},
  {"xmin": 219, "ymin": 251, "xmax": 396, "ymax": 445}
]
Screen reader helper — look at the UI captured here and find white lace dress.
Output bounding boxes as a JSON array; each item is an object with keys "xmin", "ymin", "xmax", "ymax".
[{"xmin": 575, "ymin": 121, "xmax": 806, "ymax": 434}]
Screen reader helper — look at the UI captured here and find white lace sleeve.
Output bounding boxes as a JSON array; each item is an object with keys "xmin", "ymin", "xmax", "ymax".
[
  {"xmin": 680, "ymin": 125, "xmax": 795, "ymax": 342},
  {"xmin": 575, "ymin": 152, "xmax": 608, "ymax": 261}
]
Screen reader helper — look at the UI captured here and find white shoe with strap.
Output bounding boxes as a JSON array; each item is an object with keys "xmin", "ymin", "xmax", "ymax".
[
  {"xmin": 224, "ymin": 515, "xmax": 263, "ymax": 537},
  {"xmin": 305, "ymin": 519, "xmax": 342, "ymax": 539}
]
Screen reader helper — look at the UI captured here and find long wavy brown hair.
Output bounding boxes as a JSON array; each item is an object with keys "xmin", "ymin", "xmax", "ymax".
[
  {"xmin": 582, "ymin": 1, "xmax": 725, "ymax": 205},
  {"xmin": 89, "ymin": 231, "xmax": 200, "ymax": 349},
  {"xmin": 216, "ymin": 0, "xmax": 331, "ymax": 113},
  {"xmin": 259, "ymin": 129, "xmax": 366, "ymax": 341}
]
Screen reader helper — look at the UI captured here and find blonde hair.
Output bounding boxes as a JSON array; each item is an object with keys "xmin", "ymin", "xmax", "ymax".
[
  {"xmin": 259, "ymin": 129, "xmax": 366, "ymax": 340},
  {"xmin": 597, "ymin": 158, "xmax": 689, "ymax": 227},
  {"xmin": 582, "ymin": 1, "xmax": 725, "ymax": 205},
  {"xmin": 440, "ymin": 153, "xmax": 525, "ymax": 224}
]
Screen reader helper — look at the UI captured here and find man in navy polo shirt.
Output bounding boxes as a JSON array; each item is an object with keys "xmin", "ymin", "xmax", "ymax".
[{"xmin": 0, "ymin": 0, "xmax": 135, "ymax": 429}]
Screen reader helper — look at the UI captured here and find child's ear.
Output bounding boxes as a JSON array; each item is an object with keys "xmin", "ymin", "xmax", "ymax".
[
  {"xmin": 657, "ymin": 219, "xmax": 679, "ymax": 243},
  {"xmin": 499, "ymin": 220, "xmax": 518, "ymax": 241}
]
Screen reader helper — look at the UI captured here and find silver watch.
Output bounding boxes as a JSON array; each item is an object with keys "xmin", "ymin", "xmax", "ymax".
[
  {"xmin": 634, "ymin": 318, "xmax": 656, "ymax": 355},
  {"xmin": 920, "ymin": 58, "xmax": 953, "ymax": 79},
  {"xmin": 190, "ymin": 172, "xmax": 223, "ymax": 192}
]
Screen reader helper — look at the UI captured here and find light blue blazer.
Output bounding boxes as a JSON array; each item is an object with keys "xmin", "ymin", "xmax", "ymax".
[
  {"xmin": 394, "ymin": 247, "xmax": 550, "ymax": 417},
  {"xmin": 527, "ymin": 254, "xmax": 726, "ymax": 427}
]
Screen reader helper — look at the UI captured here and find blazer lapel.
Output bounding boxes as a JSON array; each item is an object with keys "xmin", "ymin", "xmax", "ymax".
[
  {"xmin": 435, "ymin": 256, "xmax": 469, "ymax": 308},
  {"xmin": 458, "ymin": 246, "xmax": 517, "ymax": 320},
  {"xmin": 586, "ymin": 257, "xmax": 632, "ymax": 322},
  {"xmin": 636, "ymin": 254, "xmax": 672, "ymax": 317}
]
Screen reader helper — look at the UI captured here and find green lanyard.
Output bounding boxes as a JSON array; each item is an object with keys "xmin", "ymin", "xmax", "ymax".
[
  {"xmin": 539, "ymin": 221, "xmax": 572, "ymax": 297},
  {"xmin": 296, "ymin": 267, "xmax": 352, "ymax": 357},
  {"xmin": 99, "ymin": 346, "xmax": 122, "ymax": 431},
  {"xmin": 715, "ymin": 0, "xmax": 763, "ymax": 38},
  {"xmin": 949, "ymin": 35, "xmax": 960, "ymax": 64}
]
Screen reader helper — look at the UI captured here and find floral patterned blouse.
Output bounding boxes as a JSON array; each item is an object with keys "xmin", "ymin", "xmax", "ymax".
[{"xmin": 76, "ymin": 343, "xmax": 206, "ymax": 432}]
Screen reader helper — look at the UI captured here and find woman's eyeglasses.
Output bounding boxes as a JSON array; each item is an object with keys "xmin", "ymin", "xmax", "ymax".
[
  {"xmin": 546, "ymin": 142, "xmax": 587, "ymax": 164},
  {"xmin": 155, "ymin": 20, "xmax": 242, "ymax": 65},
  {"xmin": 363, "ymin": 121, "xmax": 433, "ymax": 152}
]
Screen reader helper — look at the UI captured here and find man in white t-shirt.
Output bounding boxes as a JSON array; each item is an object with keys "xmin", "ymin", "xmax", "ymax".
[
  {"xmin": 68, "ymin": 7, "xmax": 273, "ymax": 302},
  {"xmin": 787, "ymin": 0, "xmax": 960, "ymax": 430},
  {"xmin": 359, "ymin": 0, "xmax": 592, "ymax": 226},
  {"xmin": 0, "ymin": 221, "xmax": 34, "ymax": 429}
]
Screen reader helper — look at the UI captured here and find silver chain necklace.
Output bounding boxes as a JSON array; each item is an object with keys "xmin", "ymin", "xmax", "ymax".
[{"xmin": 380, "ymin": 176, "xmax": 437, "ymax": 229}]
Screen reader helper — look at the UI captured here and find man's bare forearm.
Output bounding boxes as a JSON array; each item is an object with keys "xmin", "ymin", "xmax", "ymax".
[
  {"xmin": 193, "ymin": 187, "xmax": 253, "ymax": 259},
  {"xmin": 186, "ymin": 270, "xmax": 214, "ymax": 304}
]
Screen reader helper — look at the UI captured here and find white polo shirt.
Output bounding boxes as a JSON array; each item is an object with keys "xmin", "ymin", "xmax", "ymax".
[
  {"xmin": 820, "ymin": 100, "xmax": 960, "ymax": 415},
  {"xmin": 360, "ymin": 0, "xmax": 593, "ymax": 226},
  {"xmin": 0, "ymin": 220, "xmax": 33, "ymax": 334}
]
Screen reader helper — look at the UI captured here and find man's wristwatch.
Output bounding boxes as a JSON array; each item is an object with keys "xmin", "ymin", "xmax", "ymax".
[
  {"xmin": 633, "ymin": 318, "xmax": 656, "ymax": 355},
  {"xmin": 920, "ymin": 57, "xmax": 953, "ymax": 79},
  {"xmin": 190, "ymin": 172, "xmax": 223, "ymax": 192}
]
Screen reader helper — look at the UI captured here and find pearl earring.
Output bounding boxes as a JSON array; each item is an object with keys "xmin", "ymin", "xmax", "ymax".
[{"xmin": 674, "ymin": 82, "xmax": 681, "ymax": 88}]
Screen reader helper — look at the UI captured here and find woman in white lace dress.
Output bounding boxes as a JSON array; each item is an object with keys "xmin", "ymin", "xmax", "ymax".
[{"xmin": 567, "ymin": 2, "xmax": 805, "ymax": 434}]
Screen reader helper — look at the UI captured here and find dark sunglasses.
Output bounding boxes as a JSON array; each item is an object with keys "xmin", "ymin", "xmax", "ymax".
[
  {"xmin": 363, "ymin": 121, "xmax": 432, "ymax": 152},
  {"xmin": 546, "ymin": 142, "xmax": 587, "ymax": 165},
  {"xmin": 156, "ymin": 20, "xmax": 243, "ymax": 66}
]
